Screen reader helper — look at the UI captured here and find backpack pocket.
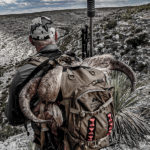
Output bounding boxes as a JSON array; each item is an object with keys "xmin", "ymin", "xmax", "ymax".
[{"xmin": 67, "ymin": 86, "xmax": 114, "ymax": 149}]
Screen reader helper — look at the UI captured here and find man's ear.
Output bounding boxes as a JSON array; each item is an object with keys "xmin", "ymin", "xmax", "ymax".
[
  {"xmin": 55, "ymin": 31, "xmax": 58, "ymax": 42},
  {"xmin": 29, "ymin": 36, "xmax": 34, "ymax": 45}
]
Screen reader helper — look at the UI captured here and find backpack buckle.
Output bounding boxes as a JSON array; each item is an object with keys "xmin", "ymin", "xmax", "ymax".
[
  {"xmin": 68, "ymin": 74, "xmax": 75, "ymax": 80},
  {"xmin": 80, "ymin": 111, "xmax": 86, "ymax": 117},
  {"xmin": 67, "ymin": 69, "xmax": 75, "ymax": 80},
  {"xmin": 98, "ymin": 106, "xmax": 105, "ymax": 114},
  {"xmin": 89, "ymin": 70, "xmax": 95, "ymax": 76},
  {"xmin": 88, "ymin": 141, "xmax": 99, "ymax": 149},
  {"xmin": 79, "ymin": 141, "xmax": 85, "ymax": 147}
]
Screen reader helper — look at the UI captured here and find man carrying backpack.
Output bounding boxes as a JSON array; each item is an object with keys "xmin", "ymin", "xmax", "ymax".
[
  {"xmin": 6, "ymin": 16, "xmax": 62, "ymax": 149},
  {"xmin": 6, "ymin": 15, "xmax": 136, "ymax": 150},
  {"xmin": 17, "ymin": 50, "xmax": 136, "ymax": 150}
]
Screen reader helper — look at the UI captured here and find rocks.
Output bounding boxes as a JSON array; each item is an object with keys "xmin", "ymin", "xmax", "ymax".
[
  {"xmin": 0, "ymin": 125, "xmax": 33, "ymax": 150},
  {"xmin": 118, "ymin": 21, "xmax": 129, "ymax": 26},
  {"xmin": 113, "ymin": 34, "xmax": 119, "ymax": 40}
]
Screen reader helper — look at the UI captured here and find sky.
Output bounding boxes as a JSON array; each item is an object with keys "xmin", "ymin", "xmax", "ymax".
[{"xmin": 0, "ymin": 0, "xmax": 149, "ymax": 15}]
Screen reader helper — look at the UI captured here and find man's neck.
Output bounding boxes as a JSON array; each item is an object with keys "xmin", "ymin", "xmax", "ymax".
[
  {"xmin": 36, "ymin": 45, "xmax": 46, "ymax": 52},
  {"xmin": 36, "ymin": 43, "xmax": 56, "ymax": 52}
]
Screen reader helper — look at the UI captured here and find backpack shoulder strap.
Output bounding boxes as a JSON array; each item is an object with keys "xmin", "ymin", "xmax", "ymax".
[
  {"xmin": 21, "ymin": 53, "xmax": 61, "ymax": 90},
  {"xmin": 29, "ymin": 55, "xmax": 50, "ymax": 66}
]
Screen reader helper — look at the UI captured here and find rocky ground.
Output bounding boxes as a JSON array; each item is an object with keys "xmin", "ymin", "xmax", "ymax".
[{"xmin": 0, "ymin": 4, "xmax": 150, "ymax": 150}]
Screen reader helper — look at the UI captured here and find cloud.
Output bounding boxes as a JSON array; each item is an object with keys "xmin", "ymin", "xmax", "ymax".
[
  {"xmin": 0, "ymin": 0, "xmax": 149, "ymax": 15},
  {"xmin": 0, "ymin": 0, "xmax": 16, "ymax": 5},
  {"xmin": 0, "ymin": 4, "xmax": 80, "ymax": 15},
  {"xmin": 17, "ymin": 2, "xmax": 30, "ymax": 8},
  {"xmin": 41, "ymin": 0, "xmax": 65, "ymax": 1},
  {"xmin": 2, "ymin": 0, "xmax": 16, "ymax": 3},
  {"xmin": 0, "ymin": 0, "xmax": 31, "ymax": 8}
]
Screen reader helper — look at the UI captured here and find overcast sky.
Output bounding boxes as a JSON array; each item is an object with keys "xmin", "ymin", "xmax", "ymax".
[{"xmin": 0, "ymin": 0, "xmax": 149, "ymax": 15}]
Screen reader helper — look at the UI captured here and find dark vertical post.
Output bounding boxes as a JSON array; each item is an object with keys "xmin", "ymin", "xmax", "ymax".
[
  {"xmin": 81, "ymin": 25, "xmax": 89, "ymax": 59},
  {"xmin": 81, "ymin": 28, "xmax": 85, "ymax": 59},
  {"xmin": 85, "ymin": 25, "xmax": 89, "ymax": 57},
  {"xmin": 87, "ymin": 0, "xmax": 95, "ymax": 57},
  {"xmin": 90, "ymin": 17, "xmax": 93, "ymax": 57}
]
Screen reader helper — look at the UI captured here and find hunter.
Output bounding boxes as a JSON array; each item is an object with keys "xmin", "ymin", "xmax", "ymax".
[
  {"xmin": 6, "ymin": 16, "xmax": 62, "ymax": 150},
  {"xmin": 6, "ymin": 16, "xmax": 136, "ymax": 150}
]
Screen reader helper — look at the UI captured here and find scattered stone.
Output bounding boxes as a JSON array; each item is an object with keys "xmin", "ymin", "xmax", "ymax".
[{"xmin": 118, "ymin": 21, "xmax": 129, "ymax": 26}]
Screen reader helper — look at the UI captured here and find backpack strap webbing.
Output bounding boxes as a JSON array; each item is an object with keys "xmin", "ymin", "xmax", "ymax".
[
  {"xmin": 17, "ymin": 53, "xmax": 61, "ymax": 97},
  {"xmin": 70, "ymin": 97, "xmax": 113, "ymax": 116},
  {"xmin": 19, "ymin": 54, "xmax": 61, "ymax": 135},
  {"xmin": 29, "ymin": 55, "xmax": 50, "ymax": 66},
  {"xmin": 60, "ymin": 127, "xmax": 109, "ymax": 149}
]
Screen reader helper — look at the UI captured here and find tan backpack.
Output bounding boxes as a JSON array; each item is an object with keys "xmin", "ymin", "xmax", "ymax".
[
  {"xmin": 19, "ymin": 54, "xmax": 135, "ymax": 150},
  {"xmin": 60, "ymin": 65, "xmax": 114, "ymax": 150}
]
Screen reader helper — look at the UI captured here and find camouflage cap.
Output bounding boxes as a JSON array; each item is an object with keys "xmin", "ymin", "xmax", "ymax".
[{"xmin": 30, "ymin": 16, "xmax": 54, "ymax": 40}]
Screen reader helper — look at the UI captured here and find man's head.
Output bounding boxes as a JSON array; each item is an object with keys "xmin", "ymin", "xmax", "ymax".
[{"xmin": 29, "ymin": 16, "xmax": 58, "ymax": 51}]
